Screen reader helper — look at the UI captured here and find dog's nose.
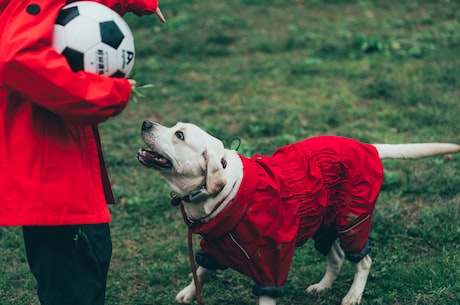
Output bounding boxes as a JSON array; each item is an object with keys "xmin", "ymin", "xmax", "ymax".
[{"xmin": 141, "ymin": 120, "xmax": 154, "ymax": 132}]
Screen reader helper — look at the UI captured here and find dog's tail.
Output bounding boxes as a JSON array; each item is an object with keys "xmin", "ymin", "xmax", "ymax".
[{"xmin": 373, "ymin": 143, "xmax": 460, "ymax": 159}]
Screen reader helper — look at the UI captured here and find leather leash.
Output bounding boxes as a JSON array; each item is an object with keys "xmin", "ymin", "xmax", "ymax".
[{"xmin": 188, "ymin": 228, "xmax": 203, "ymax": 305}]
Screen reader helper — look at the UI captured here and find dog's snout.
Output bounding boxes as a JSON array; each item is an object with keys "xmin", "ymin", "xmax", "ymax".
[{"xmin": 141, "ymin": 120, "xmax": 154, "ymax": 132}]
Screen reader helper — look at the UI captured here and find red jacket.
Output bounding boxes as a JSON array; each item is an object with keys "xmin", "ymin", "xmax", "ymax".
[
  {"xmin": 184, "ymin": 136, "xmax": 384, "ymax": 289},
  {"xmin": 0, "ymin": 0, "xmax": 159, "ymax": 226}
]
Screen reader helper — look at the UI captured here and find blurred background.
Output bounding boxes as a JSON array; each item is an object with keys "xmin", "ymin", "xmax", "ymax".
[{"xmin": 1, "ymin": 0, "xmax": 459, "ymax": 304}]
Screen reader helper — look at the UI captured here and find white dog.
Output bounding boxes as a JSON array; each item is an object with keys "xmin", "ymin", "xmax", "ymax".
[{"xmin": 137, "ymin": 120, "xmax": 459, "ymax": 305}]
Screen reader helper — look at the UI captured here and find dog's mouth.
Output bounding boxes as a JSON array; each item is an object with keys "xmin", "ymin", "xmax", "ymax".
[{"xmin": 137, "ymin": 148, "xmax": 173, "ymax": 170}]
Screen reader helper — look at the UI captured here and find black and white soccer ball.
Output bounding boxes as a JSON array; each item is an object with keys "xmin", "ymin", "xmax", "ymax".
[{"xmin": 52, "ymin": 1, "xmax": 135, "ymax": 78}]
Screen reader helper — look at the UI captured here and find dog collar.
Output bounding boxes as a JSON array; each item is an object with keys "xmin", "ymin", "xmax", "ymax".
[
  {"xmin": 170, "ymin": 184, "xmax": 209, "ymax": 205},
  {"xmin": 181, "ymin": 185, "xmax": 210, "ymax": 203}
]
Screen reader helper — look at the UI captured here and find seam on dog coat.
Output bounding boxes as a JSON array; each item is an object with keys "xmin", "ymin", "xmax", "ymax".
[{"xmin": 183, "ymin": 136, "xmax": 384, "ymax": 289}]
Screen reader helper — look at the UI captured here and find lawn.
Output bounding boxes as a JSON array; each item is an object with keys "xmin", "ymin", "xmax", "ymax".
[{"xmin": 1, "ymin": 0, "xmax": 459, "ymax": 304}]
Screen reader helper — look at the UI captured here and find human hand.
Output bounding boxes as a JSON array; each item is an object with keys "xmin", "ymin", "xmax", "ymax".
[
  {"xmin": 155, "ymin": 7, "xmax": 166, "ymax": 23},
  {"xmin": 128, "ymin": 79, "xmax": 137, "ymax": 88}
]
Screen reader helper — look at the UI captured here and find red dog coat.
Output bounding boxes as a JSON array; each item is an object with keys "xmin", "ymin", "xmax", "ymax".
[{"xmin": 183, "ymin": 136, "xmax": 384, "ymax": 294}]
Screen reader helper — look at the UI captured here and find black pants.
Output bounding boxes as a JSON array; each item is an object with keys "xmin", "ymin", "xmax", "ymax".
[{"xmin": 23, "ymin": 224, "xmax": 112, "ymax": 305}]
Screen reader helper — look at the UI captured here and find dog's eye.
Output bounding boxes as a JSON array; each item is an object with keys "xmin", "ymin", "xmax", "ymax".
[{"xmin": 175, "ymin": 130, "xmax": 185, "ymax": 141}]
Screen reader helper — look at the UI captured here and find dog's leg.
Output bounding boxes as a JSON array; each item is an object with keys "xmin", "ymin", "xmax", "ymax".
[
  {"xmin": 258, "ymin": 295, "xmax": 277, "ymax": 305},
  {"xmin": 175, "ymin": 266, "xmax": 214, "ymax": 304},
  {"xmin": 341, "ymin": 254, "xmax": 372, "ymax": 305},
  {"xmin": 307, "ymin": 240, "xmax": 344, "ymax": 293}
]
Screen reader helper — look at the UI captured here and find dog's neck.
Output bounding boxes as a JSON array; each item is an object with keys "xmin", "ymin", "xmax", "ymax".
[{"xmin": 182, "ymin": 151, "xmax": 243, "ymax": 222}]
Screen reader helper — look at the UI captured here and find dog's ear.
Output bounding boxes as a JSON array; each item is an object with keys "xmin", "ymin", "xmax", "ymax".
[{"xmin": 203, "ymin": 147, "xmax": 227, "ymax": 196}]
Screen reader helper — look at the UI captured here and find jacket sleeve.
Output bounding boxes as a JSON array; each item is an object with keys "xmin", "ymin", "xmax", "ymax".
[
  {"xmin": 0, "ymin": 1, "xmax": 136, "ymax": 125},
  {"xmin": 69, "ymin": 0, "xmax": 160, "ymax": 16}
]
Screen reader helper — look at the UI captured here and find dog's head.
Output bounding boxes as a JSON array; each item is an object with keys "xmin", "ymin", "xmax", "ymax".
[{"xmin": 137, "ymin": 120, "xmax": 227, "ymax": 198}]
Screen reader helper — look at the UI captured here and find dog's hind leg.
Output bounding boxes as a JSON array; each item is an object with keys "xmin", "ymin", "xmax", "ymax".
[
  {"xmin": 258, "ymin": 295, "xmax": 277, "ymax": 305},
  {"xmin": 341, "ymin": 254, "xmax": 372, "ymax": 305},
  {"xmin": 176, "ymin": 266, "xmax": 215, "ymax": 304},
  {"xmin": 307, "ymin": 240, "xmax": 345, "ymax": 293}
]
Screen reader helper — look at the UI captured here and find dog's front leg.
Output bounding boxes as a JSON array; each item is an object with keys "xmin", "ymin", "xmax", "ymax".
[
  {"xmin": 307, "ymin": 240, "xmax": 344, "ymax": 293},
  {"xmin": 175, "ymin": 266, "xmax": 214, "ymax": 304},
  {"xmin": 341, "ymin": 254, "xmax": 372, "ymax": 305},
  {"xmin": 258, "ymin": 295, "xmax": 277, "ymax": 305}
]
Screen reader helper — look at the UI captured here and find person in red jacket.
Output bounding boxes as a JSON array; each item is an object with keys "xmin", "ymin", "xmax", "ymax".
[{"xmin": 0, "ymin": 1, "xmax": 164, "ymax": 304}]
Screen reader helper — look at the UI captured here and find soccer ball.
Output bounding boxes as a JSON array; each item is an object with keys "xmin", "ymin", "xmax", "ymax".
[{"xmin": 52, "ymin": 1, "xmax": 135, "ymax": 78}]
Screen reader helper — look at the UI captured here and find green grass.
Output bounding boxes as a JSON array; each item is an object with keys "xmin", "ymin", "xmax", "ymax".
[{"xmin": 1, "ymin": 0, "xmax": 459, "ymax": 304}]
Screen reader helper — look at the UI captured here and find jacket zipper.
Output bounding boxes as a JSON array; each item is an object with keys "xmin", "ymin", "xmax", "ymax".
[{"xmin": 228, "ymin": 232, "xmax": 251, "ymax": 260}]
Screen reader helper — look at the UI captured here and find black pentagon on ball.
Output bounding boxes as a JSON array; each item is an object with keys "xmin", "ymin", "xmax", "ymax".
[
  {"xmin": 110, "ymin": 70, "xmax": 126, "ymax": 78},
  {"xmin": 100, "ymin": 21, "xmax": 124, "ymax": 49},
  {"xmin": 55, "ymin": 6, "xmax": 79, "ymax": 26},
  {"xmin": 61, "ymin": 47, "xmax": 84, "ymax": 72}
]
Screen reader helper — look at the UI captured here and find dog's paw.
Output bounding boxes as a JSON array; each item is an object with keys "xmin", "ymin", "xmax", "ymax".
[
  {"xmin": 341, "ymin": 292, "xmax": 362, "ymax": 305},
  {"xmin": 175, "ymin": 285, "xmax": 196, "ymax": 304},
  {"xmin": 306, "ymin": 282, "xmax": 330, "ymax": 294}
]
